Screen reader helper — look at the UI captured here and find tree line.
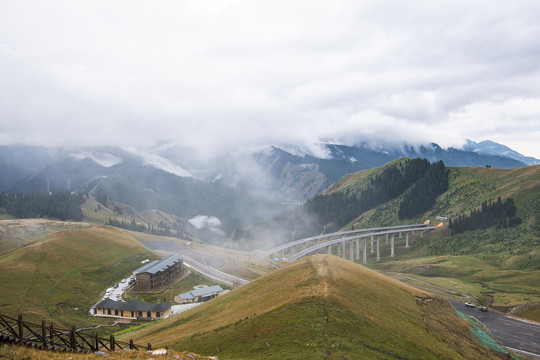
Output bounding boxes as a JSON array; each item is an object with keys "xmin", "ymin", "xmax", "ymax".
[
  {"xmin": 236, "ymin": 158, "xmax": 450, "ymax": 249},
  {"xmin": 106, "ymin": 217, "xmax": 176, "ymax": 237},
  {"xmin": 397, "ymin": 160, "xmax": 449, "ymax": 219},
  {"xmin": 304, "ymin": 158, "xmax": 444, "ymax": 233},
  {"xmin": 0, "ymin": 192, "xmax": 85, "ymax": 221},
  {"xmin": 449, "ymin": 197, "xmax": 521, "ymax": 234}
]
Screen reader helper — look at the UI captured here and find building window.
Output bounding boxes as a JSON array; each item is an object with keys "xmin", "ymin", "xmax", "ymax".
[
  {"xmin": 156, "ymin": 312, "xmax": 160, "ymax": 318},
  {"xmin": 131, "ymin": 311, "xmax": 134, "ymax": 317},
  {"xmin": 139, "ymin": 311, "xmax": 142, "ymax": 317},
  {"xmin": 147, "ymin": 311, "xmax": 151, "ymax": 318},
  {"xmin": 115, "ymin": 309, "xmax": 118, "ymax": 316},
  {"xmin": 107, "ymin": 309, "xmax": 111, "ymax": 315},
  {"xmin": 121, "ymin": 310, "xmax": 124, "ymax": 317}
]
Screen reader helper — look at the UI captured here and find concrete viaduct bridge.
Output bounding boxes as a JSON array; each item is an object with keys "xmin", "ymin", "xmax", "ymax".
[{"xmin": 258, "ymin": 223, "xmax": 440, "ymax": 265}]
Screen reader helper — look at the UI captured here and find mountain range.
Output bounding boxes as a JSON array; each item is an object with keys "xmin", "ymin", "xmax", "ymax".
[{"xmin": 0, "ymin": 140, "xmax": 537, "ymax": 241}]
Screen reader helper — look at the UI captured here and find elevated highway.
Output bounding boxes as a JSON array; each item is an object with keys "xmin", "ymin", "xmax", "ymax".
[{"xmin": 259, "ymin": 223, "xmax": 439, "ymax": 265}]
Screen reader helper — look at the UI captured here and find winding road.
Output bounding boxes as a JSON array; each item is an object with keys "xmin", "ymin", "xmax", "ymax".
[
  {"xmin": 450, "ymin": 300, "xmax": 540, "ymax": 359},
  {"xmin": 141, "ymin": 240, "xmax": 248, "ymax": 287}
]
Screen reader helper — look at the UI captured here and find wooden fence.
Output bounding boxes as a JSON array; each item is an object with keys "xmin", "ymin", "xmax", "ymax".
[{"xmin": 0, "ymin": 313, "xmax": 151, "ymax": 353}]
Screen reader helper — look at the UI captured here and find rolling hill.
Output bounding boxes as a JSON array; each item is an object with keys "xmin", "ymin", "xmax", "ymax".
[
  {"xmin": 0, "ymin": 226, "xmax": 157, "ymax": 327},
  {"xmin": 126, "ymin": 255, "xmax": 512, "ymax": 360},
  {"xmin": 327, "ymin": 163, "xmax": 540, "ymax": 319}
]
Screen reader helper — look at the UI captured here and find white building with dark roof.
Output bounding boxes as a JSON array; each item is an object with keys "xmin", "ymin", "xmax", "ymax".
[
  {"xmin": 92, "ymin": 299, "xmax": 172, "ymax": 320},
  {"xmin": 133, "ymin": 254, "xmax": 183, "ymax": 290},
  {"xmin": 174, "ymin": 285, "xmax": 225, "ymax": 304}
]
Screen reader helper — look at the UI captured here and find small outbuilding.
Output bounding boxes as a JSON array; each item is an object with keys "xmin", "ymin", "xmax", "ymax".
[{"xmin": 174, "ymin": 285, "xmax": 225, "ymax": 304}]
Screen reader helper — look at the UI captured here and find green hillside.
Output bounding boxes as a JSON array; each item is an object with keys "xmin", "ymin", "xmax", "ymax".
[
  {"xmin": 328, "ymin": 163, "xmax": 540, "ymax": 319},
  {"xmin": 0, "ymin": 226, "xmax": 157, "ymax": 327},
  {"xmin": 126, "ymin": 255, "xmax": 512, "ymax": 360}
]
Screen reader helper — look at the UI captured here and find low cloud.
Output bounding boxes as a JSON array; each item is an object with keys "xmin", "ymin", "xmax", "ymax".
[
  {"xmin": 189, "ymin": 215, "xmax": 225, "ymax": 235},
  {"xmin": 1, "ymin": 1, "xmax": 539, "ymax": 158}
]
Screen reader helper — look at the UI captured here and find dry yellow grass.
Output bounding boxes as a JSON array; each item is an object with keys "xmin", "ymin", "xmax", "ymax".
[
  {"xmin": 125, "ymin": 255, "xmax": 511, "ymax": 359},
  {"xmin": 0, "ymin": 343, "xmax": 214, "ymax": 360}
]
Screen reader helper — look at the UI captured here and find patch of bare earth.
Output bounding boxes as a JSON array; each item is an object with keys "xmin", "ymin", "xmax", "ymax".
[{"xmin": 0, "ymin": 219, "xmax": 90, "ymax": 253}]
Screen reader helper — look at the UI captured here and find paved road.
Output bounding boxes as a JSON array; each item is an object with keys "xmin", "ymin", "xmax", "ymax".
[
  {"xmin": 142, "ymin": 240, "xmax": 248, "ymax": 287},
  {"xmin": 450, "ymin": 300, "xmax": 540, "ymax": 359}
]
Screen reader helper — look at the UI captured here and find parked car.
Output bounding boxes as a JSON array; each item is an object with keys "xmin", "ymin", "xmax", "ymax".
[
  {"xmin": 479, "ymin": 306, "xmax": 488, "ymax": 312},
  {"xmin": 465, "ymin": 302, "xmax": 475, "ymax": 307}
]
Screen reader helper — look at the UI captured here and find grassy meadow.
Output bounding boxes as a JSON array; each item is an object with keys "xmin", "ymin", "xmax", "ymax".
[
  {"xmin": 329, "ymin": 164, "xmax": 540, "ymax": 321},
  {"xmin": 125, "ymin": 255, "xmax": 512, "ymax": 360},
  {"xmin": 0, "ymin": 226, "xmax": 157, "ymax": 327}
]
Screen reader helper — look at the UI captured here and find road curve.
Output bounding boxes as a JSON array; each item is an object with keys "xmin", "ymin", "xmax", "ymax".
[
  {"xmin": 287, "ymin": 226, "xmax": 438, "ymax": 261},
  {"xmin": 141, "ymin": 240, "xmax": 248, "ymax": 287},
  {"xmin": 450, "ymin": 300, "xmax": 540, "ymax": 359},
  {"xmin": 257, "ymin": 223, "xmax": 430, "ymax": 259}
]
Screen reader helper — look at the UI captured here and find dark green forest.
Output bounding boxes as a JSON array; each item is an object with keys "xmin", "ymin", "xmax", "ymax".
[
  {"xmin": 236, "ymin": 158, "xmax": 450, "ymax": 247},
  {"xmin": 398, "ymin": 160, "xmax": 449, "ymax": 219},
  {"xmin": 0, "ymin": 192, "xmax": 84, "ymax": 221},
  {"xmin": 304, "ymin": 158, "xmax": 448, "ymax": 233},
  {"xmin": 106, "ymin": 217, "xmax": 176, "ymax": 237},
  {"xmin": 449, "ymin": 197, "xmax": 521, "ymax": 234}
]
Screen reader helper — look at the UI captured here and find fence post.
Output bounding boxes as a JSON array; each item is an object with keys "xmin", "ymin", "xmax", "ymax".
[
  {"xmin": 41, "ymin": 320, "xmax": 48, "ymax": 349},
  {"xmin": 17, "ymin": 314, "xmax": 23, "ymax": 342},
  {"xmin": 70, "ymin": 325, "xmax": 76, "ymax": 350},
  {"xmin": 93, "ymin": 332, "xmax": 98, "ymax": 352},
  {"xmin": 49, "ymin": 323, "xmax": 54, "ymax": 348},
  {"xmin": 110, "ymin": 334, "xmax": 115, "ymax": 352}
]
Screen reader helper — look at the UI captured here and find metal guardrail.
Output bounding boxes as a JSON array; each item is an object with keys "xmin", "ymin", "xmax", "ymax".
[{"xmin": 0, "ymin": 313, "xmax": 151, "ymax": 353}]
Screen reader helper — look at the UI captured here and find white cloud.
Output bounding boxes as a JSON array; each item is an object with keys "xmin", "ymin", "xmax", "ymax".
[
  {"xmin": 1, "ymin": 0, "xmax": 539, "ymax": 158},
  {"xmin": 189, "ymin": 215, "xmax": 224, "ymax": 235}
]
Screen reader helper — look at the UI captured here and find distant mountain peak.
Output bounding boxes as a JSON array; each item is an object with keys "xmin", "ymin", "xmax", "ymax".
[{"xmin": 462, "ymin": 139, "xmax": 540, "ymax": 166}]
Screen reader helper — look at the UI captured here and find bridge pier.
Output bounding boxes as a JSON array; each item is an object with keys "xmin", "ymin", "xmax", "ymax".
[
  {"xmin": 405, "ymin": 233, "xmax": 409, "ymax": 248},
  {"xmin": 376, "ymin": 238, "xmax": 380, "ymax": 261},
  {"xmin": 391, "ymin": 234, "xmax": 395, "ymax": 257},
  {"xmin": 363, "ymin": 238, "xmax": 367, "ymax": 265},
  {"xmin": 337, "ymin": 245, "xmax": 341, "ymax": 257},
  {"xmin": 356, "ymin": 239, "xmax": 360, "ymax": 260},
  {"xmin": 350, "ymin": 241, "xmax": 354, "ymax": 261},
  {"xmin": 386, "ymin": 233, "xmax": 389, "ymax": 245},
  {"xmin": 371, "ymin": 236, "xmax": 374, "ymax": 253},
  {"xmin": 342, "ymin": 242, "xmax": 346, "ymax": 259},
  {"xmin": 399, "ymin": 232, "xmax": 402, "ymax": 238},
  {"xmin": 327, "ymin": 245, "xmax": 331, "ymax": 254}
]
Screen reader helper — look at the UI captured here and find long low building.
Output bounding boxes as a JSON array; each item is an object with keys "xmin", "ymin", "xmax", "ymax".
[
  {"xmin": 92, "ymin": 299, "xmax": 172, "ymax": 320},
  {"xmin": 133, "ymin": 254, "xmax": 183, "ymax": 291},
  {"xmin": 174, "ymin": 285, "xmax": 225, "ymax": 304}
]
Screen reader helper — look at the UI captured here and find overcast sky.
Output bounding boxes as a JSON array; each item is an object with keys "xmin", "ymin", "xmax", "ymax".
[{"xmin": 1, "ymin": 0, "xmax": 539, "ymax": 158}]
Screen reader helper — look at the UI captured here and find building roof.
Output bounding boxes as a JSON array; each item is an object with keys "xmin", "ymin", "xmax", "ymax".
[
  {"xmin": 178, "ymin": 285, "xmax": 223, "ymax": 300},
  {"xmin": 134, "ymin": 254, "xmax": 182, "ymax": 275},
  {"xmin": 95, "ymin": 299, "xmax": 171, "ymax": 312}
]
